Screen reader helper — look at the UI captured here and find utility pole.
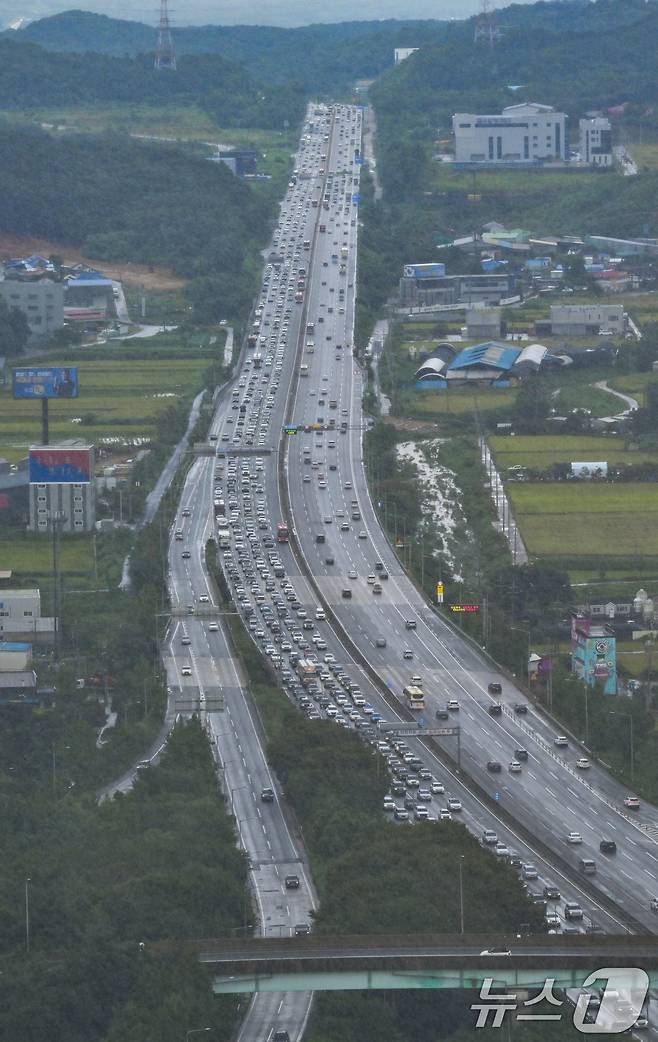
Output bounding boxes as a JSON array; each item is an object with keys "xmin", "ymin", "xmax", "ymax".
[{"xmin": 50, "ymin": 510, "xmax": 67, "ymax": 664}]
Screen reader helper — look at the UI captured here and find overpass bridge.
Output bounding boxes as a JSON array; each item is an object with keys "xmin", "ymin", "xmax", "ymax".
[{"xmin": 159, "ymin": 934, "xmax": 658, "ymax": 995}]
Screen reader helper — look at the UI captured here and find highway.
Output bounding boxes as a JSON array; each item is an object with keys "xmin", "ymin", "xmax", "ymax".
[
  {"xmin": 164, "ymin": 357, "xmax": 316, "ymax": 1039},
  {"xmin": 198, "ymin": 102, "xmax": 658, "ymax": 938},
  {"xmin": 161, "ymin": 102, "xmax": 658, "ymax": 1037}
]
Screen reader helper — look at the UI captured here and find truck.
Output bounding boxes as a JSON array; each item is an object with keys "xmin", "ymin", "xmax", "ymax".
[
  {"xmin": 217, "ymin": 526, "xmax": 230, "ymax": 549},
  {"xmin": 306, "ymin": 321, "xmax": 315, "ymax": 334},
  {"xmin": 253, "ymin": 353, "xmax": 263, "ymax": 370},
  {"xmin": 296, "ymin": 658, "xmax": 317, "ymax": 686},
  {"xmin": 340, "ymin": 246, "xmax": 348, "ymax": 259},
  {"xmin": 276, "ymin": 521, "xmax": 289, "ymax": 543},
  {"xmin": 213, "ymin": 499, "xmax": 226, "ymax": 518}
]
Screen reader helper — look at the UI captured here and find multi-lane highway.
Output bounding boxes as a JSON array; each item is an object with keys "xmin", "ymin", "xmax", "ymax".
[
  {"xmin": 164, "ymin": 101, "xmax": 658, "ymax": 1036},
  {"xmin": 202, "ymin": 103, "xmax": 658, "ymax": 930}
]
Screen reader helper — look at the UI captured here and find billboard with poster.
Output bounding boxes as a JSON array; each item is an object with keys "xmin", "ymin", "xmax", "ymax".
[
  {"xmin": 13, "ymin": 367, "xmax": 79, "ymax": 400},
  {"xmin": 29, "ymin": 446, "xmax": 92, "ymax": 484}
]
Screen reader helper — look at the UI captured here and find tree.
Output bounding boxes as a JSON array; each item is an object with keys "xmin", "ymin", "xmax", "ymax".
[
  {"xmin": 0, "ymin": 298, "xmax": 29, "ymax": 355},
  {"xmin": 511, "ymin": 377, "xmax": 551, "ymax": 434}
]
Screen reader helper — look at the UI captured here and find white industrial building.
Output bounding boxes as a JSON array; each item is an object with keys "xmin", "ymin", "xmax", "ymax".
[
  {"xmin": 579, "ymin": 116, "xmax": 613, "ymax": 167},
  {"xmin": 452, "ymin": 103, "xmax": 567, "ymax": 164},
  {"xmin": 549, "ymin": 304, "xmax": 625, "ymax": 336},
  {"xmin": 394, "ymin": 47, "xmax": 419, "ymax": 64},
  {"xmin": 0, "ymin": 589, "xmax": 55, "ymax": 640}
]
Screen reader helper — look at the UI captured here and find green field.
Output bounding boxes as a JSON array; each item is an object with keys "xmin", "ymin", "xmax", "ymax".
[
  {"xmin": 409, "ymin": 385, "xmax": 516, "ymax": 416},
  {"xmin": 0, "ymin": 353, "xmax": 211, "ymax": 455},
  {"xmin": 509, "ymin": 482, "xmax": 658, "ymax": 556},
  {"xmin": 490, "ymin": 434, "xmax": 658, "ymax": 470},
  {"xmin": 1, "ymin": 532, "xmax": 94, "ymax": 577}
]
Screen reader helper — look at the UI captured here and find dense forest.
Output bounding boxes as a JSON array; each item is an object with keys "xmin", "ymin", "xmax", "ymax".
[
  {"xmin": 0, "ymin": 719, "xmax": 245, "ymax": 1042},
  {"xmin": 0, "ymin": 38, "xmax": 305, "ymax": 128},
  {"xmin": 0, "ymin": 123, "xmax": 272, "ymax": 322},
  {"xmin": 8, "ymin": 0, "xmax": 658, "ymax": 90}
]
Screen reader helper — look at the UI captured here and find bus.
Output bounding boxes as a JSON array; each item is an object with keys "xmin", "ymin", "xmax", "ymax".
[
  {"xmin": 403, "ymin": 685, "xmax": 425, "ymax": 710},
  {"xmin": 276, "ymin": 521, "xmax": 289, "ymax": 543}
]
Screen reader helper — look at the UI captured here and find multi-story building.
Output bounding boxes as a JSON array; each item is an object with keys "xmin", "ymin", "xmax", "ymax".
[
  {"xmin": 579, "ymin": 116, "xmax": 613, "ymax": 167},
  {"xmin": 0, "ymin": 278, "xmax": 64, "ymax": 338},
  {"xmin": 394, "ymin": 48, "xmax": 419, "ymax": 64},
  {"xmin": 27, "ymin": 443, "xmax": 96, "ymax": 533},
  {"xmin": 452, "ymin": 103, "xmax": 567, "ymax": 165},
  {"xmin": 0, "ymin": 589, "xmax": 55, "ymax": 640},
  {"xmin": 399, "ymin": 271, "xmax": 516, "ymax": 308},
  {"xmin": 549, "ymin": 303, "xmax": 625, "ymax": 336},
  {"xmin": 571, "ymin": 614, "xmax": 617, "ymax": 695}
]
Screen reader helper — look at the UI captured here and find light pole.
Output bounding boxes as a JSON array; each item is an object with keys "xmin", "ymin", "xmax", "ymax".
[
  {"xmin": 25, "ymin": 876, "xmax": 30, "ymax": 951},
  {"xmin": 510, "ymin": 626, "xmax": 531, "ymax": 681},
  {"xmin": 458, "ymin": 855, "xmax": 465, "ymax": 934},
  {"xmin": 609, "ymin": 711, "xmax": 635, "ymax": 783}
]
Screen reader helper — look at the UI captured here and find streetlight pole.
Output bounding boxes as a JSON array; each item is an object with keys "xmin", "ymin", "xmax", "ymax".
[
  {"xmin": 25, "ymin": 876, "xmax": 30, "ymax": 951},
  {"xmin": 458, "ymin": 856, "xmax": 465, "ymax": 934},
  {"xmin": 610, "ymin": 711, "xmax": 634, "ymax": 783},
  {"xmin": 510, "ymin": 626, "xmax": 531, "ymax": 682}
]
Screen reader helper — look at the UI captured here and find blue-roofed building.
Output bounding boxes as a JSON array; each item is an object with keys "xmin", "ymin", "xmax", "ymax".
[
  {"xmin": 0, "ymin": 640, "xmax": 32, "ymax": 671},
  {"xmin": 447, "ymin": 341, "xmax": 520, "ymax": 386},
  {"xmin": 64, "ymin": 269, "xmax": 115, "ymax": 319}
]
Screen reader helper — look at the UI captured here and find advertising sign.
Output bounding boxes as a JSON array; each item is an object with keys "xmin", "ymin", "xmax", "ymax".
[
  {"xmin": 436, "ymin": 581, "xmax": 444, "ymax": 604},
  {"xmin": 13, "ymin": 367, "xmax": 79, "ymax": 400},
  {"xmin": 29, "ymin": 447, "xmax": 92, "ymax": 484},
  {"xmin": 403, "ymin": 263, "xmax": 446, "ymax": 280},
  {"xmin": 450, "ymin": 603, "xmax": 480, "ymax": 614},
  {"xmin": 570, "ymin": 461, "xmax": 608, "ymax": 478}
]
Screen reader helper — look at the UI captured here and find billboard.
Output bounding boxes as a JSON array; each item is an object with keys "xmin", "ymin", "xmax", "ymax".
[
  {"xmin": 13, "ymin": 367, "xmax": 79, "ymax": 400},
  {"xmin": 29, "ymin": 447, "xmax": 92, "ymax": 484},
  {"xmin": 403, "ymin": 263, "xmax": 446, "ymax": 280},
  {"xmin": 571, "ymin": 461, "xmax": 608, "ymax": 478}
]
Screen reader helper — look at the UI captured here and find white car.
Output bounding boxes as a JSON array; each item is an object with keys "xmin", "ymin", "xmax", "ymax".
[
  {"xmin": 575, "ymin": 758, "xmax": 590, "ymax": 769},
  {"xmin": 566, "ymin": 831, "xmax": 583, "ymax": 844},
  {"xmin": 430, "ymin": 781, "xmax": 445, "ymax": 795}
]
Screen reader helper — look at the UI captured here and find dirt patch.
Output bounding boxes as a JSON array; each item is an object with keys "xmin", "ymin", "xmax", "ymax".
[
  {"xmin": 0, "ymin": 233, "xmax": 187, "ymax": 291},
  {"xmin": 383, "ymin": 416, "xmax": 440, "ymax": 433}
]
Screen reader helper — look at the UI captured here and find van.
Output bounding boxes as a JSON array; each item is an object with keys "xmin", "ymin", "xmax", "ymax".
[{"xmin": 579, "ymin": 858, "xmax": 597, "ymax": 875}]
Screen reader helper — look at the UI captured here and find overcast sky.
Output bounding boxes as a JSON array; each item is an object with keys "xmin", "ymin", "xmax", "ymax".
[{"xmin": 1, "ymin": 0, "xmax": 538, "ymax": 29}]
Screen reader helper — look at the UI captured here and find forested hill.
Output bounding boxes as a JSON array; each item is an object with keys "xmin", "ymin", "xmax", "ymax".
[
  {"xmin": 6, "ymin": 12, "xmax": 448, "ymax": 89},
  {"xmin": 0, "ymin": 123, "xmax": 270, "ymax": 322},
  {"xmin": 0, "ymin": 38, "xmax": 305, "ymax": 128},
  {"xmin": 6, "ymin": 0, "xmax": 658, "ymax": 89},
  {"xmin": 372, "ymin": 2, "xmax": 658, "ymax": 137}
]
